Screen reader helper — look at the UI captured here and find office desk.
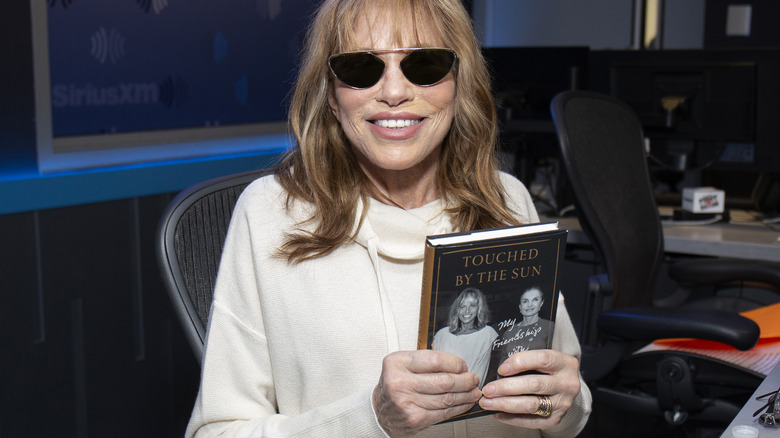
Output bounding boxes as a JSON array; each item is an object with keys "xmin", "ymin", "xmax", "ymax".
[
  {"xmin": 554, "ymin": 213, "xmax": 780, "ymax": 262},
  {"xmin": 721, "ymin": 361, "xmax": 780, "ymax": 437}
]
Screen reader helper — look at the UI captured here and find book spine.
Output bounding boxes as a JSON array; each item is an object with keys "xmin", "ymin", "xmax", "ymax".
[{"xmin": 417, "ymin": 242, "xmax": 436, "ymax": 350}]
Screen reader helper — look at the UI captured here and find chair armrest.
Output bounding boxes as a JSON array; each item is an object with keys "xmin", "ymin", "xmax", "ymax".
[
  {"xmin": 669, "ymin": 259, "xmax": 780, "ymax": 289},
  {"xmin": 597, "ymin": 307, "xmax": 760, "ymax": 351}
]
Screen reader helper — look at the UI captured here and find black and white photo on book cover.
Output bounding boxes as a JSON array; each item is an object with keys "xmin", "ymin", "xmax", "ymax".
[{"xmin": 418, "ymin": 223, "xmax": 567, "ymax": 421}]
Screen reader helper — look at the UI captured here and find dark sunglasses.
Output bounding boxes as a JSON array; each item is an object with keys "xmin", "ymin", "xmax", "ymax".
[{"xmin": 328, "ymin": 47, "xmax": 457, "ymax": 89}]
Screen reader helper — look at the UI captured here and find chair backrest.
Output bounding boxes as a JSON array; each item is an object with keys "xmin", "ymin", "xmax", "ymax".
[
  {"xmin": 551, "ymin": 91, "xmax": 663, "ymax": 308},
  {"xmin": 156, "ymin": 169, "xmax": 267, "ymax": 362}
]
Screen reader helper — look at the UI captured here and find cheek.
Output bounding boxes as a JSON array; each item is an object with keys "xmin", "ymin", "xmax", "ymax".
[
  {"xmin": 427, "ymin": 84, "xmax": 457, "ymax": 114},
  {"xmin": 329, "ymin": 88, "xmax": 362, "ymax": 124}
]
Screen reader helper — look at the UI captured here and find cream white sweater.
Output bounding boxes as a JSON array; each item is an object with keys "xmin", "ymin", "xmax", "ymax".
[{"xmin": 186, "ymin": 172, "xmax": 592, "ymax": 438}]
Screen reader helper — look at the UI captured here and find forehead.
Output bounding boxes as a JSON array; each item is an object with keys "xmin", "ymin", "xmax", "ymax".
[
  {"xmin": 522, "ymin": 289, "xmax": 543, "ymax": 299},
  {"xmin": 460, "ymin": 294, "xmax": 478, "ymax": 303},
  {"xmin": 346, "ymin": 6, "xmax": 444, "ymax": 51}
]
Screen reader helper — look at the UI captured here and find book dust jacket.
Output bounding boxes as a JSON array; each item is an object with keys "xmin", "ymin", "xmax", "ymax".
[{"xmin": 418, "ymin": 224, "xmax": 567, "ymax": 421}]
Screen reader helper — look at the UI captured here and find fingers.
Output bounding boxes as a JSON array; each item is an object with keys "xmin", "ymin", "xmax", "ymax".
[
  {"xmin": 480, "ymin": 390, "xmax": 573, "ymax": 419},
  {"xmin": 374, "ymin": 383, "xmax": 477, "ymax": 435},
  {"xmin": 496, "ymin": 349, "xmax": 575, "ymax": 378},
  {"xmin": 478, "ymin": 350, "xmax": 582, "ymax": 428},
  {"xmin": 373, "ymin": 351, "xmax": 482, "ymax": 436},
  {"xmin": 484, "ymin": 349, "xmax": 579, "ymax": 399},
  {"xmin": 414, "ymin": 368, "xmax": 482, "ymax": 396},
  {"xmin": 385, "ymin": 350, "xmax": 479, "ymax": 394},
  {"xmin": 402, "ymin": 349, "xmax": 470, "ymax": 375},
  {"xmin": 380, "ymin": 364, "xmax": 482, "ymax": 407}
]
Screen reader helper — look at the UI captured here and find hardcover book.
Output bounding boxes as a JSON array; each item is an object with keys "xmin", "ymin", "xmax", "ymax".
[{"xmin": 417, "ymin": 222, "xmax": 567, "ymax": 422}]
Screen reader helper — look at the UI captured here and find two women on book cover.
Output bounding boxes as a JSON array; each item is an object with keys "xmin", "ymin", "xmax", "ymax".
[{"xmin": 433, "ymin": 286, "xmax": 555, "ymax": 390}]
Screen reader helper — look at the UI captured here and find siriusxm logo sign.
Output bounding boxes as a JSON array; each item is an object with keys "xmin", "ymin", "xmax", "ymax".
[
  {"xmin": 159, "ymin": 76, "xmax": 188, "ymax": 108},
  {"xmin": 52, "ymin": 83, "xmax": 159, "ymax": 108},
  {"xmin": 52, "ymin": 76, "xmax": 189, "ymax": 108},
  {"xmin": 91, "ymin": 27, "xmax": 126, "ymax": 64}
]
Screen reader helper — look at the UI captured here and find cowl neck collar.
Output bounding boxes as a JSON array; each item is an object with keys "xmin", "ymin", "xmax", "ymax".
[{"xmin": 353, "ymin": 196, "xmax": 452, "ymax": 261}]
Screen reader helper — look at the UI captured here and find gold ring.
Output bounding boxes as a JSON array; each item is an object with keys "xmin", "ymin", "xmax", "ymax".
[{"xmin": 532, "ymin": 395, "xmax": 552, "ymax": 417}]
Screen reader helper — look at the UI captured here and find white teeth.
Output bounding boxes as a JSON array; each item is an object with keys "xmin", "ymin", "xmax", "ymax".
[{"xmin": 373, "ymin": 119, "xmax": 420, "ymax": 128}]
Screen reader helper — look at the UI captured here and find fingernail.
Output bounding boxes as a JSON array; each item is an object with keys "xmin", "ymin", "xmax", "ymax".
[
  {"xmin": 482, "ymin": 384, "xmax": 495, "ymax": 396},
  {"xmin": 480, "ymin": 397, "xmax": 493, "ymax": 408}
]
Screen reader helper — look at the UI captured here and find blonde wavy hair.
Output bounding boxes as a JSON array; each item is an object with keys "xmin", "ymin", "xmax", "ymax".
[
  {"xmin": 276, "ymin": 0, "xmax": 522, "ymax": 263},
  {"xmin": 447, "ymin": 288, "xmax": 491, "ymax": 334}
]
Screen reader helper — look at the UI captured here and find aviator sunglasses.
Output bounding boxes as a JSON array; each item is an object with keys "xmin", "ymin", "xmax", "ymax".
[{"xmin": 328, "ymin": 47, "xmax": 457, "ymax": 89}]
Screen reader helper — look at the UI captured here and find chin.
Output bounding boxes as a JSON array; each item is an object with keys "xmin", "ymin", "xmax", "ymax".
[{"xmin": 378, "ymin": 154, "xmax": 433, "ymax": 171}]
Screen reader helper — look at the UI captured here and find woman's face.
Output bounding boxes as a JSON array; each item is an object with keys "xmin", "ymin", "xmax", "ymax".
[
  {"xmin": 327, "ymin": 9, "xmax": 457, "ymax": 181},
  {"xmin": 457, "ymin": 295, "xmax": 479, "ymax": 327},
  {"xmin": 519, "ymin": 288, "xmax": 544, "ymax": 318}
]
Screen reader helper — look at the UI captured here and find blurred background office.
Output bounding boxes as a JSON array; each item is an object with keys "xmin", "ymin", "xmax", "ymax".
[{"xmin": 1, "ymin": 0, "xmax": 778, "ymax": 436}]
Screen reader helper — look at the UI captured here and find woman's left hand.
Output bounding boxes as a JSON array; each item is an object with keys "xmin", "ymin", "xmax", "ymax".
[{"xmin": 478, "ymin": 349, "xmax": 581, "ymax": 428}]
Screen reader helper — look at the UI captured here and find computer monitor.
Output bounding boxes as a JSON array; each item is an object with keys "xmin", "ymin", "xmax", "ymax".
[
  {"xmin": 483, "ymin": 46, "xmax": 589, "ymax": 125},
  {"xmin": 482, "ymin": 46, "xmax": 589, "ymax": 214},
  {"xmin": 589, "ymin": 49, "xmax": 780, "ymax": 210}
]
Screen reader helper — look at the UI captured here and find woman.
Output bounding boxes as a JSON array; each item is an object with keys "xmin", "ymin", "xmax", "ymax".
[
  {"xmin": 186, "ymin": 0, "xmax": 591, "ymax": 437},
  {"xmin": 433, "ymin": 288, "xmax": 498, "ymax": 388},
  {"xmin": 497, "ymin": 287, "xmax": 555, "ymax": 362}
]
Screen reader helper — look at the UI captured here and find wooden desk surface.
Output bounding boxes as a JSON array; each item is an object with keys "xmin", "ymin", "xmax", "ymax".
[{"xmin": 552, "ymin": 211, "xmax": 780, "ymax": 262}]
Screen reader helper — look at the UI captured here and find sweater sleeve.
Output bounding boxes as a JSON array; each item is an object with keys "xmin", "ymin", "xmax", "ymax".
[{"xmin": 185, "ymin": 190, "xmax": 389, "ymax": 438}]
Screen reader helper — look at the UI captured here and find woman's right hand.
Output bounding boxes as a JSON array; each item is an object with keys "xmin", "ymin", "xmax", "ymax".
[{"xmin": 372, "ymin": 350, "xmax": 482, "ymax": 437}]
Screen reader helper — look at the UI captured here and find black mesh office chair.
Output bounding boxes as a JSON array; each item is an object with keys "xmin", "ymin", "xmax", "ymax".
[
  {"xmin": 156, "ymin": 169, "xmax": 267, "ymax": 362},
  {"xmin": 550, "ymin": 91, "xmax": 780, "ymax": 435}
]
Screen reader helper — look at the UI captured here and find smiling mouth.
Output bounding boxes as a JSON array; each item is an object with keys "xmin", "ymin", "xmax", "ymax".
[{"xmin": 371, "ymin": 119, "xmax": 422, "ymax": 128}]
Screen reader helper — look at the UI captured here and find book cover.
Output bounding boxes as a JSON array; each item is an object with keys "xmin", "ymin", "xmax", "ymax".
[{"xmin": 417, "ymin": 222, "xmax": 567, "ymax": 422}]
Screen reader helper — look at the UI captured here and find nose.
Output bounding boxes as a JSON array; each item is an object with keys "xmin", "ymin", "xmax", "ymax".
[{"xmin": 375, "ymin": 56, "xmax": 415, "ymax": 107}]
